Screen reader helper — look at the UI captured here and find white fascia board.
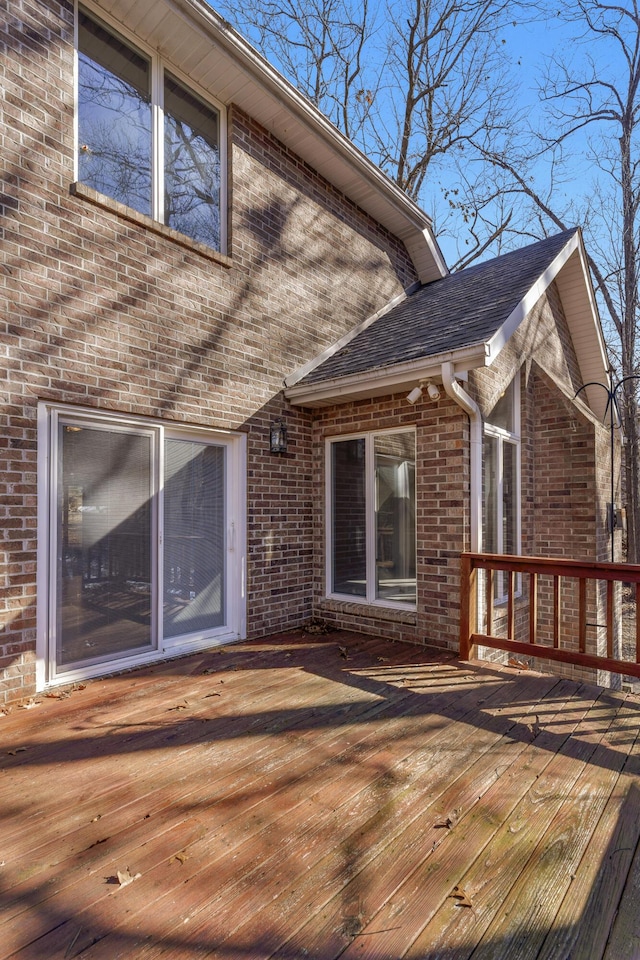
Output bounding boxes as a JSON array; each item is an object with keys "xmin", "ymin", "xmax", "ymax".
[
  {"xmin": 484, "ymin": 230, "xmax": 610, "ymax": 421},
  {"xmin": 485, "ymin": 232, "xmax": 582, "ymax": 364},
  {"xmin": 284, "ymin": 343, "xmax": 488, "ymax": 408}
]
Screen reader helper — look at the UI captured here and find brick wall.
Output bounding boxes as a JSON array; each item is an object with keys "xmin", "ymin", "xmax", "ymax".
[{"xmin": 0, "ymin": 0, "xmax": 418, "ymax": 703}]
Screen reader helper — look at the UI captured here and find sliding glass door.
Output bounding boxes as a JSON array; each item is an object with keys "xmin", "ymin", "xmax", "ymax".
[{"xmin": 44, "ymin": 408, "xmax": 245, "ymax": 681}]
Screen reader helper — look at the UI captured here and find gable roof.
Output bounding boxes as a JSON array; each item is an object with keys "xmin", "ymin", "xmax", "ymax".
[
  {"xmin": 285, "ymin": 229, "xmax": 611, "ymax": 421},
  {"xmin": 85, "ymin": 0, "xmax": 447, "ymax": 284}
]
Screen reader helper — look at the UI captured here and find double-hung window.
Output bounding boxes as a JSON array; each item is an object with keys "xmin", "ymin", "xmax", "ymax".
[
  {"xmin": 483, "ymin": 375, "xmax": 521, "ymax": 599},
  {"xmin": 327, "ymin": 430, "xmax": 416, "ymax": 607},
  {"xmin": 76, "ymin": 6, "xmax": 224, "ymax": 251}
]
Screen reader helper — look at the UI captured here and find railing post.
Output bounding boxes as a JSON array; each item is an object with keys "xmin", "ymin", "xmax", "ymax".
[
  {"xmin": 529, "ymin": 572, "xmax": 538, "ymax": 645},
  {"xmin": 460, "ymin": 554, "xmax": 476, "ymax": 660},
  {"xmin": 578, "ymin": 578, "xmax": 587, "ymax": 654}
]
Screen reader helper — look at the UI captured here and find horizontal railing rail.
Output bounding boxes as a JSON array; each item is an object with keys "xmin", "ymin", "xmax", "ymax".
[{"xmin": 460, "ymin": 553, "xmax": 640, "ymax": 680}]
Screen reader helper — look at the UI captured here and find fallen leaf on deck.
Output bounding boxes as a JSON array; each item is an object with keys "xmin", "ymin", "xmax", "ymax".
[
  {"xmin": 508, "ymin": 657, "xmax": 530, "ymax": 670},
  {"xmin": 7, "ymin": 747, "xmax": 26, "ymax": 756},
  {"xmin": 342, "ymin": 915, "xmax": 363, "ymax": 937},
  {"xmin": 88, "ymin": 837, "xmax": 110, "ymax": 850},
  {"xmin": 116, "ymin": 867, "xmax": 141, "ymax": 888},
  {"xmin": 171, "ymin": 850, "xmax": 189, "ymax": 865},
  {"xmin": 434, "ymin": 809, "xmax": 460, "ymax": 829},
  {"xmin": 525, "ymin": 714, "xmax": 543, "ymax": 740},
  {"xmin": 449, "ymin": 885, "xmax": 473, "ymax": 908}
]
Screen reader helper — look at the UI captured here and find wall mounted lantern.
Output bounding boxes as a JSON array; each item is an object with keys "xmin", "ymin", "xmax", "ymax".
[{"xmin": 270, "ymin": 420, "xmax": 288, "ymax": 454}]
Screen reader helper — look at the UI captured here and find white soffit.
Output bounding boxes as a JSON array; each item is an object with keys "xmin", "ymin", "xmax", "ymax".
[
  {"xmin": 88, "ymin": 0, "xmax": 448, "ymax": 284},
  {"xmin": 486, "ymin": 232, "xmax": 610, "ymax": 422}
]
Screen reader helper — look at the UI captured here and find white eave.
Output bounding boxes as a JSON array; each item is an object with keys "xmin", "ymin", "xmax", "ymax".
[
  {"xmin": 87, "ymin": 0, "xmax": 448, "ymax": 284},
  {"xmin": 485, "ymin": 230, "xmax": 610, "ymax": 422},
  {"xmin": 284, "ymin": 343, "xmax": 488, "ymax": 408}
]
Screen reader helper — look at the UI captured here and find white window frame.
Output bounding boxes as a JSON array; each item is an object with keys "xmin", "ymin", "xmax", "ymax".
[
  {"xmin": 483, "ymin": 373, "xmax": 522, "ymax": 602},
  {"xmin": 36, "ymin": 403, "xmax": 246, "ymax": 689},
  {"xmin": 74, "ymin": 1, "xmax": 228, "ymax": 253},
  {"xmin": 325, "ymin": 427, "xmax": 417, "ymax": 611}
]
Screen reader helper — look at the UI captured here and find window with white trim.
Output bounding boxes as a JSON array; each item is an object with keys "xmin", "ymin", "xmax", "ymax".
[
  {"xmin": 327, "ymin": 430, "xmax": 416, "ymax": 607},
  {"xmin": 483, "ymin": 374, "xmax": 521, "ymax": 598},
  {"xmin": 77, "ymin": 6, "xmax": 224, "ymax": 251}
]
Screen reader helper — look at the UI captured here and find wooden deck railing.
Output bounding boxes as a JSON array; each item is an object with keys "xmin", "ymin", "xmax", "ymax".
[{"xmin": 460, "ymin": 553, "xmax": 640, "ymax": 680}]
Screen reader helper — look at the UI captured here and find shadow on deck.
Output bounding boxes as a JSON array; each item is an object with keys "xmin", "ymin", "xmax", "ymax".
[{"xmin": 1, "ymin": 630, "xmax": 640, "ymax": 958}]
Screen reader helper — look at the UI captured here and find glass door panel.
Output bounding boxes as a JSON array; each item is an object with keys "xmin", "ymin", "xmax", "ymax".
[
  {"xmin": 331, "ymin": 438, "xmax": 366, "ymax": 597},
  {"xmin": 375, "ymin": 433, "xmax": 416, "ymax": 603},
  {"xmin": 56, "ymin": 422, "xmax": 154, "ymax": 667},
  {"xmin": 163, "ymin": 439, "xmax": 226, "ymax": 639}
]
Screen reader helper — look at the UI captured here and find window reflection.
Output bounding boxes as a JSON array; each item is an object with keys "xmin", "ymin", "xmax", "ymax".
[
  {"xmin": 330, "ymin": 432, "xmax": 416, "ymax": 606},
  {"xmin": 164, "ymin": 74, "xmax": 221, "ymax": 250},
  {"xmin": 78, "ymin": 10, "xmax": 152, "ymax": 216}
]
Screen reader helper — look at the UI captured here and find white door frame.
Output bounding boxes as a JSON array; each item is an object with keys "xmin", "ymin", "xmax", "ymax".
[{"xmin": 36, "ymin": 402, "xmax": 246, "ymax": 689}]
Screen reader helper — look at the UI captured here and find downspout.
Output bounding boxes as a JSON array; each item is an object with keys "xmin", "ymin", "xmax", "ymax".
[{"xmin": 441, "ymin": 361, "xmax": 483, "ymax": 553}]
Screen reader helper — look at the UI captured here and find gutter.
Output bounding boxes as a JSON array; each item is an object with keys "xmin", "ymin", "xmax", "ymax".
[
  {"xmin": 441, "ymin": 361, "xmax": 482, "ymax": 553},
  {"xmin": 285, "ymin": 343, "xmax": 489, "ymax": 407}
]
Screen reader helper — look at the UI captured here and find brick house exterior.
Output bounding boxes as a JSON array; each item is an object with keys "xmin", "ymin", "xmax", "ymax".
[{"xmin": 0, "ymin": 0, "xmax": 613, "ymax": 705}]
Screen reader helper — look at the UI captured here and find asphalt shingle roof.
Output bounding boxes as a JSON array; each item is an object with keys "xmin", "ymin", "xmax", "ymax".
[{"xmin": 299, "ymin": 229, "xmax": 578, "ymax": 386}]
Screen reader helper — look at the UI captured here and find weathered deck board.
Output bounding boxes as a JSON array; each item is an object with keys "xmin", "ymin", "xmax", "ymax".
[
  {"xmin": 337, "ymin": 681, "xmax": 601, "ymax": 960},
  {"xmin": 405, "ymin": 688, "xmax": 635, "ymax": 960},
  {"xmin": 1, "ymin": 632, "xmax": 639, "ymax": 960}
]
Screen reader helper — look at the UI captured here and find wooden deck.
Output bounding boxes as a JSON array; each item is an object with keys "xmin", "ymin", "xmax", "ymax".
[{"xmin": 2, "ymin": 632, "xmax": 640, "ymax": 959}]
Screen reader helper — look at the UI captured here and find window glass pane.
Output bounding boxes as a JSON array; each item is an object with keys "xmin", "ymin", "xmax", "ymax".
[
  {"xmin": 487, "ymin": 379, "xmax": 515, "ymax": 432},
  {"xmin": 503, "ymin": 441, "xmax": 518, "ymax": 555},
  {"xmin": 164, "ymin": 73, "xmax": 221, "ymax": 249},
  {"xmin": 163, "ymin": 440, "xmax": 226, "ymax": 638},
  {"xmin": 57, "ymin": 423, "xmax": 154, "ymax": 667},
  {"xmin": 331, "ymin": 439, "xmax": 366, "ymax": 597},
  {"xmin": 78, "ymin": 10, "xmax": 152, "ymax": 216},
  {"xmin": 483, "ymin": 434, "xmax": 498, "ymax": 554},
  {"xmin": 375, "ymin": 433, "xmax": 416, "ymax": 603}
]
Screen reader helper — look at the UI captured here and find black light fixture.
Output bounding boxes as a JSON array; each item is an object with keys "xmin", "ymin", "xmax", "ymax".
[{"xmin": 270, "ymin": 420, "xmax": 288, "ymax": 454}]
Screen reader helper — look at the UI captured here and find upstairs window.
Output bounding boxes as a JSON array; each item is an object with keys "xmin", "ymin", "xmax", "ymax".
[{"xmin": 77, "ymin": 7, "xmax": 224, "ymax": 251}]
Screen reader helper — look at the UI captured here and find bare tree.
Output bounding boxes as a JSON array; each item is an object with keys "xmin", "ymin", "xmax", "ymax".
[
  {"xmin": 480, "ymin": 1, "xmax": 640, "ymax": 560},
  {"xmin": 216, "ymin": 0, "xmax": 377, "ymax": 142},
  {"xmin": 373, "ymin": 0, "xmax": 515, "ymax": 195},
  {"xmin": 216, "ymin": 0, "xmax": 640, "ymax": 559},
  {"xmin": 217, "ymin": 0, "xmax": 526, "ymax": 266}
]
